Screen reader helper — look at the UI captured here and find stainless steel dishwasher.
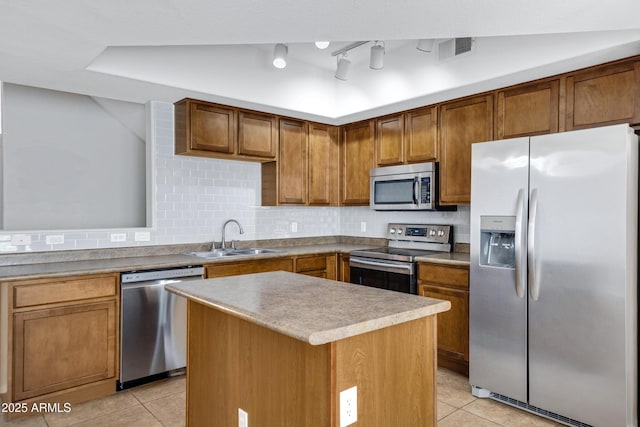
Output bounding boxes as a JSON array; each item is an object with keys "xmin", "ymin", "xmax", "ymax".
[{"xmin": 119, "ymin": 266, "xmax": 204, "ymax": 390}]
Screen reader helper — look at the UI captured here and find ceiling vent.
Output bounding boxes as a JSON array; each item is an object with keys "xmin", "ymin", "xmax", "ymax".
[{"xmin": 438, "ymin": 37, "xmax": 474, "ymax": 61}]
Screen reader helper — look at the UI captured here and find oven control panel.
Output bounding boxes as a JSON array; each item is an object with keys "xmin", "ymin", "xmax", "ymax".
[{"xmin": 387, "ymin": 223, "xmax": 452, "ymax": 244}]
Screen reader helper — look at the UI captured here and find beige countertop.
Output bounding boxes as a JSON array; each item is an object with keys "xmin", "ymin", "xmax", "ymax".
[
  {"xmin": 166, "ymin": 271, "xmax": 451, "ymax": 345},
  {"xmin": 0, "ymin": 243, "xmax": 378, "ymax": 281},
  {"xmin": 415, "ymin": 252, "xmax": 470, "ymax": 266}
]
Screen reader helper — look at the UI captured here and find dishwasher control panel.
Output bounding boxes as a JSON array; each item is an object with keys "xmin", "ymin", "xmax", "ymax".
[{"xmin": 121, "ymin": 266, "xmax": 204, "ymax": 283}]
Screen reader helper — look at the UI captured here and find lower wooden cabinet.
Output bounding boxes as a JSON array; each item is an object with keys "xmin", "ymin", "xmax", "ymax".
[
  {"xmin": 294, "ymin": 254, "xmax": 337, "ymax": 280},
  {"xmin": 204, "ymin": 253, "xmax": 339, "ymax": 280},
  {"xmin": 13, "ymin": 301, "xmax": 116, "ymax": 401},
  {"xmin": 418, "ymin": 262, "xmax": 469, "ymax": 376},
  {"xmin": 1, "ymin": 273, "xmax": 119, "ymax": 414},
  {"xmin": 338, "ymin": 254, "xmax": 350, "ymax": 283}
]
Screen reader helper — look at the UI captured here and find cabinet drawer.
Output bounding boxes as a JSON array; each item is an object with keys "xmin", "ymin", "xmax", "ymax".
[
  {"xmin": 205, "ymin": 258, "xmax": 294, "ymax": 278},
  {"xmin": 13, "ymin": 274, "xmax": 118, "ymax": 308},
  {"xmin": 418, "ymin": 263, "xmax": 468, "ymax": 288},
  {"xmin": 295, "ymin": 256, "xmax": 327, "ymax": 273}
]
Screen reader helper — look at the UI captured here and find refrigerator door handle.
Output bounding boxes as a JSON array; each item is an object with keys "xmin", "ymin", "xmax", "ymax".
[
  {"xmin": 528, "ymin": 188, "xmax": 540, "ymax": 301},
  {"xmin": 514, "ymin": 189, "xmax": 526, "ymax": 298}
]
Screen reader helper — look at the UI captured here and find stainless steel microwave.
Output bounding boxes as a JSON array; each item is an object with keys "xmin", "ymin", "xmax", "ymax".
[{"xmin": 370, "ymin": 162, "xmax": 454, "ymax": 211}]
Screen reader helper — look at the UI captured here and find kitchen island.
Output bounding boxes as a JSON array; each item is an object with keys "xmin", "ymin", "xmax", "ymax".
[{"xmin": 166, "ymin": 270, "xmax": 450, "ymax": 427}]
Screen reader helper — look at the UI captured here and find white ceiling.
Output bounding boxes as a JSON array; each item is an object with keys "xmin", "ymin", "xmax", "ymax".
[{"xmin": 1, "ymin": 0, "xmax": 640, "ymax": 124}]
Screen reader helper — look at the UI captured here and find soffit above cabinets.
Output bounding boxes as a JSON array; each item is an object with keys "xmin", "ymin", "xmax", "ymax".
[{"xmin": 1, "ymin": 1, "xmax": 640, "ymax": 124}]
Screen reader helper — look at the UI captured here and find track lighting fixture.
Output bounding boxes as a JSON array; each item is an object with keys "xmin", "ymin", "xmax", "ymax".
[
  {"xmin": 416, "ymin": 39, "xmax": 435, "ymax": 52},
  {"xmin": 369, "ymin": 41, "xmax": 385, "ymax": 70},
  {"xmin": 335, "ymin": 54, "xmax": 351, "ymax": 81},
  {"xmin": 272, "ymin": 43, "xmax": 288, "ymax": 69},
  {"xmin": 314, "ymin": 41, "xmax": 330, "ymax": 49}
]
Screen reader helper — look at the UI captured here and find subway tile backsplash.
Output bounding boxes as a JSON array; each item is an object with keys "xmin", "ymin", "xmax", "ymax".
[{"xmin": 0, "ymin": 101, "xmax": 470, "ymax": 253}]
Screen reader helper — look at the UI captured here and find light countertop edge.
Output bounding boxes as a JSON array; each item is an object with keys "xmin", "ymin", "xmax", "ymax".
[
  {"xmin": 415, "ymin": 252, "xmax": 470, "ymax": 266},
  {"xmin": 166, "ymin": 271, "xmax": 451, "ymax": 346}
]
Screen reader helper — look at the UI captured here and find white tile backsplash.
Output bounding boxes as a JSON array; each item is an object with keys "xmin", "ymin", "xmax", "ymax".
[{"xmin": 1, "ymin": 101, "xmax": 470, "ymax": 253}]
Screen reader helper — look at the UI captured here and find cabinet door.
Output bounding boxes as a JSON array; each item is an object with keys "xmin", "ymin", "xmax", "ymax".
[
  {"xmin": 338, "ymin": 254, "xmax": 350, "ymax": 283},
  {"xmin": 566, "ymin": 60, "xmax": 640, "ymax": 130},
  {"xmin": 238, "ymin": 111, "xmax": 278, "ymax": 158},
  {"xmin": 13, "ymin": 301, "xmax": 116, "ymax": 400},
  {"xmin": 278, "ymin": 119, "xmax": 308, "ymax": 204},
  {"xmin": 189, "ymin": 102, "xmax": 236, "ymax": 153},
  {"xmin": 308, "ymin": 123, "xmax": 339, "ymax": 206},
  {"xmin": 341, "ymin": 121, "xmax": 374, "ymax": 205},
  {"xmin": 405, "ymin": 106, "xmax": 438, "ymax": 163},
  {"xmin": 439, "ymin": 95, "xmax": 493, "ymax": 205},
  {"xmin": 496, "ymin": 80, "xmax": 559, "ymax": 139},
  {"xmin": 375, "ymin": 114, "xmax": 404, "ymax": 166},
  {"xmin": 419, "ymin": 284, "xmax": 469, "ymax": 365}
]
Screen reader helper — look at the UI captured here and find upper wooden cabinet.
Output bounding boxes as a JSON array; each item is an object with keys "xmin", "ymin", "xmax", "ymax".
[
  {"xmin": 341, "ymin": 120, "xmax": 375, "ymax": 205},
  {"xmin": 374, "ymin": 107, "xmax": 438, "ymax": 167},
  {"xmin": 375, "ymin": 114, "xmax": 405, "ymax": 166},
  {"xmin": 175, "ymin": 98, "xmax": 277, "ymax": 161},
  {"xmin": 405, "ymin": 106, "xmax": 438, "ymax": 163},
  {"xmin": 496, "ymin": 80, "xmax": 560, "ymax": 139},
  {"xmin": 237, "ymin": 110, "xmax": 278, "ymax": 159},
  {"xmin": 277, "ymin": 119, "xmax": 308, "ymax": 204},
  {"xmin": 565, "ymin": 59, "xmax": 640, "ymax": 130},
  {"xmin": 308, "ymin": 123, "xmax": 339, "ymax": 205},
  {"xmin": 262, "ymin": 120, "xmax": 339, "ymax": 206},
  {"xmin": 439, "ymin": 94, "xmax": 494, "ymax": 205}
]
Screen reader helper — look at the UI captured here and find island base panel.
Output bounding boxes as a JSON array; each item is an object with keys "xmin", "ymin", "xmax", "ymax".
[{"xmin": 186, "ymin": 300, "xmax": 437, "ymax": 427}]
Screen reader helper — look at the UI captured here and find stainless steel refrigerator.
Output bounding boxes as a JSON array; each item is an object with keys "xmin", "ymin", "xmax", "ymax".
[{"xmin": 469, "ymin": 124, "xmax": 638, "ymax": 427}]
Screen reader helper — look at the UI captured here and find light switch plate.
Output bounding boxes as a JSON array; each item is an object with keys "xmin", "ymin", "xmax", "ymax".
[
  {"xmin": 45, "ymin": 235, "xmax": 65, "ymax": 245},
  {"xmin": 339, "ymin": 386, "xmax": 357, "ymax": 427},
  {"xmin": 134, "ymin": 231, "xmax": 151, "ymax": 241},
  {"xmin": 291, "ymin": 222, "xmax": 298, "ymax": 233}
]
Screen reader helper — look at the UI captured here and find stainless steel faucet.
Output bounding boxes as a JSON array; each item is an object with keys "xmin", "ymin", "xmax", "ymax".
[{"xmin": 221, "ymin": 219, "xmax": 244, "ymax": 250}]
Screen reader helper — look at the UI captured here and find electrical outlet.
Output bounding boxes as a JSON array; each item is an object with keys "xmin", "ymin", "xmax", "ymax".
[
  {"xmin": 110, "ymin": 233, "xmax": 127, "ymax": 242},
  {"xmin": 291, "ymin": 222, "xmax": 298, "ymax": 233},
  {"xmin": 360, "ymin": 221, "xmax": 367, "ymax": 233},
  {"xmin": 45, "ymin": 235, "xmax": 65, "ymax": 245},
  {"xmin": 11, "ymin": 234, "xmax": 31, "ymax": 245},
  {"xmin": 339, "ymin": 386, "xmax": 357, "ymax": 427},
  {"xmin": 134, "ymin": 231, "xmax": 151, "ymax": 242},
  {"xmin": 238, "ymin": 408, "xmax": 248, "ymax": 427},
  {"xmin": 0, "ymin": 235, "xmax": 10, "ymax": 242}
]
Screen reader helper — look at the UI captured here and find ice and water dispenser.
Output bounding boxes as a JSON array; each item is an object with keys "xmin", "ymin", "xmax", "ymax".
[{"xmin": 479, "ymin": 216, "xmax": 516, "ymax": 268}]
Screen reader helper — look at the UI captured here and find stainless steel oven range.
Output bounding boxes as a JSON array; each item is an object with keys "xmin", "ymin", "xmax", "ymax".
[{"xmin": 350, "ymin": 223, "xmax": 452, "ymax": 294}]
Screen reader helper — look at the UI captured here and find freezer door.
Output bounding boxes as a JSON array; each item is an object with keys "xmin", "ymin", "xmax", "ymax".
[
  {"xmin": 470, "ymin": 137, "xmax": 529, "ymax": 402},
  {"xmin": 528, "ymin": 124, "xmax": 638, "ymax": 426}
]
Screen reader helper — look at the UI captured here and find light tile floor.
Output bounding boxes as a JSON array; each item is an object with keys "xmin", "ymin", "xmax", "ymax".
[{"xmin": 2, "ymin": 369, "xmax": 563, "ymax": 426}]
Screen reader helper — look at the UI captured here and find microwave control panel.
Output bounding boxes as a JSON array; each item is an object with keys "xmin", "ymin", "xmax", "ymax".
[
  {"xmin": 420, "ymin": 177, "xmax": 431, "ymax": 204},
  {"xmin": 387, "ymin": 223, "xmax": 451, "ymax": 244}
]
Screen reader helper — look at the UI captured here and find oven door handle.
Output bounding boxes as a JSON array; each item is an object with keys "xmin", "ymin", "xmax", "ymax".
[{"xmin": 350, "ymin": 257, "xmax": 414, "ymax": 275}]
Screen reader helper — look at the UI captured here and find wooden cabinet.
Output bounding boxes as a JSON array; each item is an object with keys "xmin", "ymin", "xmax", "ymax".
[
  {"xmin": 405, "ymin": 106, "xmax": 438, "ymax": 163},
  {"xmin": 294, "ymin": 254, "xmax": 337, "ymax": 279},
  {"xmin": 418, "ymin": 262, "xmax": 469, "ymax": 376},
  {"xmin": 175, "ymin": 98, "xmax": 277, "ymax": 161},
  {"xmin": 277, "ymin": 119, "xmax": 308, "ymax": 204},
  {"xmin": 2, "ymin": 273, "xmax": 119, "ymax": 411},
  {"xmin": 375, "ymin": 114, "xmax": 405, "ymax": 166},
  {"xmin": 262, "ymin": 121, "xmax": 339, "ymax": 206},
  {"xmin": 496, "ymin": 80, "xmax": 560, "ymax": 139},
  {"xmin": 341, "ymin": 120, "xmax": 375, "ymax": 205},
  {"xmin": 338, "ymin": 254, "xmax": 350, "ymax": 283},
  {"xmin": 237, "ymin": 110, "xmax": 278, "ymax": 159},
  {"xmin": 566, "ymin": 59, "xmax": 640, "ymax": 130},
  {"xmin": 375, "ymin": 108, "xmax": 438, "ymax": 167},
  {"xmin": 308, "ymin": 123, "xmax": 340, "ymax": 205},
  {"xmin": 439, "ymin": 94, "xmax": 494, "ymax": 205},
  {"xmin": 205, "ymin": 257, "xmax": 294, "ymax": 278}
]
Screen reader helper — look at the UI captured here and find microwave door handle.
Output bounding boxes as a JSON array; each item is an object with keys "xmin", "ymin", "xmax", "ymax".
[{"xmin": 413, "ymin": 178, "xmax": 419, "ymax": 205}]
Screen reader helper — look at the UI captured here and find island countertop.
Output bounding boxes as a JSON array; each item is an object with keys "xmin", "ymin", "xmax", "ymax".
[{"xmin": 165, "ymin": 270, "xmax": 450, "ymax": 345}]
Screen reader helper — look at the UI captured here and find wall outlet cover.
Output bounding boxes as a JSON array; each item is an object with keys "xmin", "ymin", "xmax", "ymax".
[
  {"xmin": 339, "ymin": 386, "xmax": 357, "ymax": 427},
  {"xmin": 11, "ymin": 234, "xmax": 31, "ymax": 245},
  {"xmin": 110, "ymin": 233, "xmax": 127, "ymax": 242},
  {"xmin": 134, "ymin": 231, "xmax": 151, "ymax": 241},
  {"xmin": 45, "ymin": 235, "xmax": 65, "ymax": 245}
]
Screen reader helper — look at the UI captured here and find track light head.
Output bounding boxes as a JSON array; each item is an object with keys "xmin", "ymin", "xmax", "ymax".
[
  {"xmin": 370, "ymin": 42, "xmax": 384, "ymax": 70},
  {"xmin": 273, "ymin": 43, "xmax": 288, "ymax": 69},
  {"xmin": 335, "ymin": 55, "xmax": 351, "ymax": 80}
]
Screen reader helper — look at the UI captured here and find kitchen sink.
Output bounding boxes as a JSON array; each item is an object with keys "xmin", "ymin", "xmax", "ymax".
[{"xmin": 185, "ymin": 248, "xmax": 282, "ymax": 259}]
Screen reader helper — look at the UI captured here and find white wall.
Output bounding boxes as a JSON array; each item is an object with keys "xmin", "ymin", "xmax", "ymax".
[
  {"xmin": 0, "ymin": 101, "xmax": 469, "ymax": 252},
  {"xmin": 1, "ymin": 84, "xmax": 146, "ymax": 230}
]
